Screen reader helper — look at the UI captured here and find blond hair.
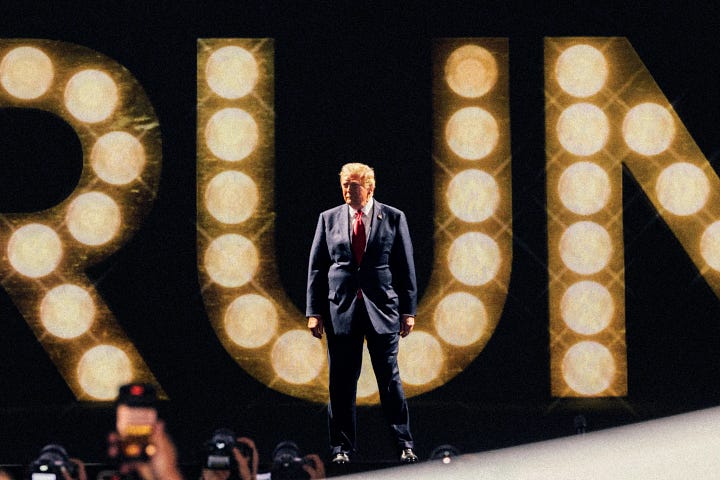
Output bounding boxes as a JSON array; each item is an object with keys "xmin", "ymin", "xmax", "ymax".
[{"xmin": 339, "ymin": 162, "xmax": 376, "ymax": 190}]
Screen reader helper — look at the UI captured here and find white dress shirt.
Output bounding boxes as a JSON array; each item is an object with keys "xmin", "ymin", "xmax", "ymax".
[{"xmin": 349, "ymin": 197, "xmax": 373, "ymax": 248}]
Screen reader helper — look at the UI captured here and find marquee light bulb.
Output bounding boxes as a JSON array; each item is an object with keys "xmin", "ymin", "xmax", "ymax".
[
  {"xmin": 447, "ymin": 169, "xmax": 499, "ymax": 222},
  {"xmin": 64, "ymin": 69, "xmax": 118, "ymax": 123},
  {"xmin": 271, "ymin": 330, "xmax": 324, "ymax": 384},
  {"xmin": 623, "ymin": 103, "xmax": 675, "ymax": 156},
  {"xmin": 91, "ymin": 131, "xmax": 146, "ymax": 185},
  {"xmin": 557, "ymin": 103, "xmax": 609, "ymax": 156},
  {"xmin": 224, "ymin": 294, "xmax": 278, "ymax": 348},
  {"xmin": 205, "ymin": 108, "xmax": 259, "ymax": 161},
  {"xmin": 445, "ymin": 107, "xmax": 499, "ymax": 160},
  {"xmin": 204, "ymin": 234, "xmax": 259, "ymax": 288},
  {"xmin": 206, "ymin": 45, "xmax": 259, "ymax": 99},
  {"xmin": 448, "ymin": 232, "xmax": 501, "ymax": 286},
  {"xmin": 398, "ymin": 332, "xmax": 444, "ymax": 385},
  {"xmin": 444, "ymin": 44, "xmax": 498, "ymax": 98},
  {"xmin": 8, "ymin": 223, "xmax": 63, "ymax": 278},
  {"xmin": 559, "ymin": 221, "xmax": 612, "ymax": 275},
  {"xmin": 555, "ymin": 44, "xmax": 608, "ymax": 98},
  {"xmin": 434, "ymin": 292, "xmax": 487, "ymax": 346},
  {"xmin": 0, "ymin": 46, "xmax": 54, "ymax": 99}
]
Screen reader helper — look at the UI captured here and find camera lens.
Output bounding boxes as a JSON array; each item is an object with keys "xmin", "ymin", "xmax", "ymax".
[
  {"xmin": 204, "ymin": 428, "xmax": 237, "ymax": 470},
  {"xmin": 30, "ymin": 444, "xmax": 77, "ymax": 480}
]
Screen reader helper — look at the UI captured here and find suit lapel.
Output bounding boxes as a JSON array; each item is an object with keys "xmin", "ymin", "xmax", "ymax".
[
  {"xmin": 339, "ymin": 204, "xmax": 351, "ymax": 246},
  {"xmin": 367, "ymin": 200, "xmax": 383, "ymax": 248}
]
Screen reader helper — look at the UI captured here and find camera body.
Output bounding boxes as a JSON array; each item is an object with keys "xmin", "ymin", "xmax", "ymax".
[
  {"xmin": 204, "ymin": 428, "xmax": 254, "ymax": 473},
  {"xmin": 30, "ymin": 444, "xmax": 77, "ymax": 480},
  {"xmin": 270, "ymin": 441, "xmax": 310, "ymax": 480},
  {"xmin": 204, "ymin": 428, "xmax": 237, "ymax": 470}
]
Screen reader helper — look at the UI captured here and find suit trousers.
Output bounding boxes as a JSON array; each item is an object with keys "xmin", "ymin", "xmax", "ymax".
[{"xmin": 326, "ymin": 300, "xmax": 413, "ymax": 455}]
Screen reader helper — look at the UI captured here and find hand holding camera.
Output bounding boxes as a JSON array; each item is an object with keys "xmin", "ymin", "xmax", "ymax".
[
  {"xmin": 29, "ymin": 444, "xmax": 87, "ymax": 480},
  {"xmin": 270, "ymin": 442, "xmax": 325, "ymax": 480},
  {"xmin": 201, "ymin": 429, "xmax": 259, "ymax": 480}
]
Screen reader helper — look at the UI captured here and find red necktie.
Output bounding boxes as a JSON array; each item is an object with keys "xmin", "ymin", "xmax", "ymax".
[{"xmin": 352, "ymin": 210, "xmax": 366, "ymax": 265}]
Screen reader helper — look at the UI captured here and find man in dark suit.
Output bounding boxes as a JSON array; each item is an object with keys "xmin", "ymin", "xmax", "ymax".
[{"xmin": 306, "ymin": 162, "xmax": 418, "ymax": 465}]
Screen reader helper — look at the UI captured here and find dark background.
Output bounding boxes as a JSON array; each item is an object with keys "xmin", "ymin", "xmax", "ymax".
[{"xmin": 1, "ymin": 0, "xmax": 720, "ymax": 472}]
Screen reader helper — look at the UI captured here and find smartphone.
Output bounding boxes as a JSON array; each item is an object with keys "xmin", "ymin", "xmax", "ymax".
[{"xmin": 115, "ymin": 383, "xmax": 157, "ymax": 461}]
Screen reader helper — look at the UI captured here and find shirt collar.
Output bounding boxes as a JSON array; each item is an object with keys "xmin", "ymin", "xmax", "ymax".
[{"xmin": 351, "ymin": 197, "xmax": 374, "ymax": 217}]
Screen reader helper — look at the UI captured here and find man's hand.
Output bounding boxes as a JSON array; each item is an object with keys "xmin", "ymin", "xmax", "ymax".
[
  {"xmin": 199, "ymin": 470, "xmax": 230, "ymax": 480},
  {"xmin": 302, "ymin": 453, "xmax": 326, "ymax": 479},
  {"xmin": 234, "ymin": 437, "xmax": 259, "ymax": 480},
  {"xmin": 308, "ymin": 316, "xmax": 324, "ymax": 339},
  {"xmin": 400, "ymin": 316, "xmax": 415, "ymax": 337},
  {"xmin": 108, "ymin": 421, "xmax": 184, "ymax": 480},
  {"xmin": 64, "ymin": 458, "xmax": 87, "ymax": 480},
  {"xmin": 200, "ymin": 436, "xmax": 258, "ymax": 480}
]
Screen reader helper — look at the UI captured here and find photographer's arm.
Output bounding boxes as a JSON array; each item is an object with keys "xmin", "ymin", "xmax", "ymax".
[
  {"xmin": 109, "ymin": 421, "xmax": 184, "ymax": 480},
  {"xmin": 63, "ymin": 458, "xmax": 87, "ymax": 480},
  {"xmin": 233, "ymin": 437, "xmax": 259, "ymax": 480},
  {"xmin": 302, "ymin": 453, "xmax": 326, "ymax": 479}
]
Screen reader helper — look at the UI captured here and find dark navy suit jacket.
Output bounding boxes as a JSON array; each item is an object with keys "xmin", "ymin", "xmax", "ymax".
[{"xmin": 306, "ymin": 200, "xmax": 417, "ymax": 335}]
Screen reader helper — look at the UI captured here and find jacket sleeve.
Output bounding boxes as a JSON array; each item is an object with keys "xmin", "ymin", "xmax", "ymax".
[
  {"xmin": 306, "ymin": 213, "xmax": 330, "ymax": 317},
  {"xmin": 390, "ymin": 211, "xmax": 418, "ymax": 316}
]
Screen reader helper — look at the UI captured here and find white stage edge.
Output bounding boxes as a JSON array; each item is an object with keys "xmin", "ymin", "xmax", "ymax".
[{"xmin": 345, "ymin": 406, "xmax": 720, "ymax": 479}]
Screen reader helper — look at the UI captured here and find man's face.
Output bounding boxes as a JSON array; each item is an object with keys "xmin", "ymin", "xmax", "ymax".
[{"xmin": 341, "ymin": 173, "xmax": 373, "ymax": 209}]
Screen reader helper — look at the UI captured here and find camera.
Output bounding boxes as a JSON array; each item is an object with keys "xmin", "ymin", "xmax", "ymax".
[
  {"xmin": 270, "ymin": 441, "xmax": 309, "ymax": 480},
  {"xmin": 203, "ymin": 428, "xmax": 254, "ymax": 473},
  {"xmin": 430, "ymin": 444, "xmax": 461, "ymax": 464},
  {"xmin": 30, "ymin": 444, "xmax": 78, "ymax": 480},
  {"xmin": 205, "ymin": 428, "xmax": 234, "ymax": 470}
]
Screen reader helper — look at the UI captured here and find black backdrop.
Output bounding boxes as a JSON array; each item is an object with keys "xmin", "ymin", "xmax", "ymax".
[{"xmin": 1, "ymin": 0, "xmax": 720, "ymax": 468}]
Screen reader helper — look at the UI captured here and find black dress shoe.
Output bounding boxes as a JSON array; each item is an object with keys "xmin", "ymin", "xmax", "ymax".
[
  {"xmin": 331, "ymin": 451, "xmax": 350, "ymax": 464},
  {"xmin": 400, "ymin": 448, "xmax": 418, "ymax": 464}
]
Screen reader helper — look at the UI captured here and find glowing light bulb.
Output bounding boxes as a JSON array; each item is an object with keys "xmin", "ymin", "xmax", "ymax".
[
  {"xmin": 224, "ymin": 294, "xmax": 278, "ymax": 348},
  {"xmin": 562, "ymin": 341, "xmax": 615, "ymax": 395},
  {"xmin": 204, "ymin": 234, "xmax": 258, "ymax": 288},
  {"xmin": 448, "ymin": 232, "xmax": 501, "ymax": 286},
  {"xmin": 559, "ymin": 222, "xmax": 612, "ymax": 275},
  {"xmin": 66, "ymin": 191, "xmax": 122, "ymax": 246},
  {"xmin": 398, "ymin": 331, "xmax": 443, "ymax": 385},
  {"xmin": 205, "ymin": 170, "xmax": 259, "ymax": 224},
  {"xmin": 445, "ymin": 44, "xmax": 498, "ymax": 98},
  {"xmin": 8, "ymin": 223, "xmax": 62, "ymax": 278},
  {"xmin": 655, "ymin": 162, "xmax": 709, "ymax": 216},
  {"xmin": 0, "ymin": 46, "xmax": 54, "ymax": 99},
  {"xmin": 205, "ymin": 108, "xmax": 259, "ymax": 161},
  {"xmin": 206, "ymin": 46, "xmax": 259, "ymax": 99},
  {"xmin": 558, "ymin": 161, "xmax": 610, "ymax": 215},
  {"xmin": 557, "ymin": 103, "xmax": 609, "ymax": 156},
  {"xmin": 623, "ymin": 103, "xmax": 674, "ymax": 156},
  {"xmin": 555, "ymin": 44, "xmax": 608, "ymax": 97},
  {"xmin": 41, "ymin": 284, "xmax": 95, "ymax": 339},
  {"xmin": 64, "ymin": 69, "xmax": 118, "ymax": 123},
  {"xmin": 434, "ymin": 292, "xmax": 486, "ymax": 346},
  {"xmin": 271, "ymin": 330, "xmax": 324, "ymax": 384},
  {"xmin": 91, "ymin": 132, "xmax": 146, "ymax": 185},
  {"xmin": 77, "ymin": 345, "xmax": 133, "ymax": 400},
  {"xmin": 445, "ymin": 107, "xmax": 499, "ymax": 160},
  {"xmin": 447, "ymin": 169, "xmax": 499, "ymax": 222},
  {"xmin": 561, "ymin": 281, "xmax": 614, "ymax": 335}
]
